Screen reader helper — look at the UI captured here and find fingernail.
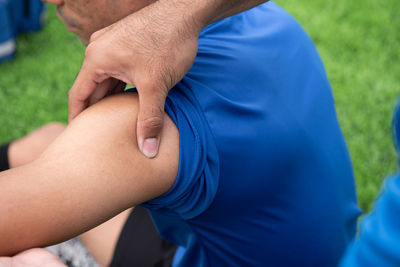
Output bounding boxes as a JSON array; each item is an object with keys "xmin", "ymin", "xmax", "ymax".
[{"xmin": 142, "ymin": 138, "xmax": 158, "ymax": 158}]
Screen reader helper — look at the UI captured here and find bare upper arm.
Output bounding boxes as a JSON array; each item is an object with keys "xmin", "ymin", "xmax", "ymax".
[{"xmin": 0, "ymin": 93, "xmax": 179, "ymax": 255}]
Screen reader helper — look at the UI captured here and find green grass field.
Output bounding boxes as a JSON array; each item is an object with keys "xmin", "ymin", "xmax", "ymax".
[{"xmin": 1, "ymin": 1, "xmax": 399, "ymax": 213}]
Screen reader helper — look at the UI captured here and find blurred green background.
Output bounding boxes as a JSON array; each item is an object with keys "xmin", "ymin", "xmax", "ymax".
[{"xmin": 0, "ymin": 1, "xmax": 399, "ymax": 213}]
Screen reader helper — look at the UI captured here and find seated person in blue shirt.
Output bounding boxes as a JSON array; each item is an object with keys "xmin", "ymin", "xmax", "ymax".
[
  {"xmin": 340, "ymin": 100, "xmax": 400, "ymax": 267},
  {"xmin": 0, "ymin": 0, "xmax": 361, "ymax": 266}
]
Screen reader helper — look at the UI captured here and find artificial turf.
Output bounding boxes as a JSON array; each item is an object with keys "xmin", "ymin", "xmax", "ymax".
[{"xmin": 1, "ymin": 1, "xmax": 399, "ymax": 213}]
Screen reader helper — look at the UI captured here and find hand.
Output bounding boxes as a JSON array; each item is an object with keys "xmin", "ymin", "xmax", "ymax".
[
  {"xmin": 0, "ymin": 248, "xmax": 66, "ymax": 267},
  {"xmin": 68, "ymin": 0, "xmax": 200, "ymax": 158}
]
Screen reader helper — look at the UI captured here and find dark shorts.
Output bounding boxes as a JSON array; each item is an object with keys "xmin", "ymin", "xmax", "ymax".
[
  {"xmin": 110, "ymin": 206, "xmax": 177, "ymax": 267},
  {"xmin": 0, "ymin": 143, "xmax": 10, "ymax": 171}
]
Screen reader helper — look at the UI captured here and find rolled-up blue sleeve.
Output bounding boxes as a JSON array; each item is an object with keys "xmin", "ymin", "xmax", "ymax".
[{"xmin": 140, "ymin": 88, "xmax": 220, "ymax": 220}]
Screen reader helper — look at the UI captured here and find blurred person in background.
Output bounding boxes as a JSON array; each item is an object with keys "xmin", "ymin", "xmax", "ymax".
[
  {"xmin": 0, "ymin": 0, "xmax": 46, "ymax": 62},
  {"xmin": 339, "ymin": 100, "xmax": 400, "ymax": 267}
]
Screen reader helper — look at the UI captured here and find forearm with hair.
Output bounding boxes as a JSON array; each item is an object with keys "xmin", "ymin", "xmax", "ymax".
[{"xmin": 157, "ymin": 0, "xmax": 269, "ymax": 30}]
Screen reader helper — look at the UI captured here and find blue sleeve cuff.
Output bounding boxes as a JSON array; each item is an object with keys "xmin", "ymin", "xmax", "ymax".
[{"xmin": 140, "ymin": 88, "xmax": 220, "ymax": 220}]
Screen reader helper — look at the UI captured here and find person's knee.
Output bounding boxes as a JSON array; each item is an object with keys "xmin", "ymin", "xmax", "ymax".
[
  {"xmin": 39, "ymin": 122, "xmax": 66, "ymax": 137},
  {"xmin": 8, "ymin": 122, "xmax": 66, "ymax": 168}
]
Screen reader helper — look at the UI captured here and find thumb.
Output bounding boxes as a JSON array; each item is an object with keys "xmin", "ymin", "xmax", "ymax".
[{"xmin": 136, "ymin": 86, "xmax": 168, "ymax": 158}]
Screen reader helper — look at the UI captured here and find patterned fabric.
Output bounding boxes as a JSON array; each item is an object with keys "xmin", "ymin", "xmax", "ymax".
[{"xmin": 45, "ymin": 238, "xmax": 99, "ymax": 267}]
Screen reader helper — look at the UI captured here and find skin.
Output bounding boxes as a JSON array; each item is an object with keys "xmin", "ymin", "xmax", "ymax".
[
  {"xmin": 5, "ymin": 123, "xmax": 132, "ymax": 266},
  {"xmin": 79, "ymin": 208, "xmax": 132, "ymax": 266},
  {"xmin": 0, "ymin": 248, "xmax": 66, "ymax": 267},
  {"xmin": 44, "ymin": 0, "xmax": 268, "ymax": 158},
  {"xmin": 8, "ymin": 123, "xmax": 66, "ymax": 168},
  {"xmin": 0, "ymin": 93, "xmax": 179, "ymax": 256}
]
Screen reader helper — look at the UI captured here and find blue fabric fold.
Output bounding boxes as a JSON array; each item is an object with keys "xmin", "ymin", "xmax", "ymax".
[{"xmin": 140, "ymin": 88, "xmax": 220, "ymax": 220}]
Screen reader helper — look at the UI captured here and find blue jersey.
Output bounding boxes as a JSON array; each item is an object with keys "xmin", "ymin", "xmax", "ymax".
[
  {"xmin": 340, "ymin": 100, "xmax": 400, "ymax": 267},
  {"xmin": 340, "ymin": 176, "xmax": 400, "ymax": 267},
  {"xmin": 141, "ymin": 2, "xmax": 361, "ymax": 266}
]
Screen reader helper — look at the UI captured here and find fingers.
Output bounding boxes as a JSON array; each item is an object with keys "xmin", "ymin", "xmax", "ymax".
[
  {"xmin": 88, "ymin": 78, "xmax": 125, "ymax": 106},
  {"xmin": 136, "ymin": 85, "xmax": 168, "ymax": 158},
  {"xmin": 112, "ymin": 80, "xmax": 127, "ymax": 95},
  {"xmin": 68, "ymin": 58, "xmax": 109, "ymax": 122},
  {"xmin": 88, "ymin": 79, "xmax": 113, "ymax": 107},
  {"xmin": 68, "ymin": 67, "xmax": 97, "ymax": 122},
  {"xmin": 68, "ymin": 37, "xmax": 130, "ymax": 122}
]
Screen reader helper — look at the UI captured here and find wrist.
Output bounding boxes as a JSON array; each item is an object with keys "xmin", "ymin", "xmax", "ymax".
[
  {"xmin": 157, "ymin": 0, "xmax": 269, "ymax": 30},
  {"xmin": 155, "ymin": 0, "xmax": 211, "ymax": 34}
]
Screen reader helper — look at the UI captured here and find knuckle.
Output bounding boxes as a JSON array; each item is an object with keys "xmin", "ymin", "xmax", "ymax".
[
  {"xmin": 140, "ymin": 81, "xmax": 169, "ymax": 99},
  {"xmin": 139, "ymin": 115, "xmax": 164, "ymax": 131},
  {"xmin": 84, "ymin": 43, "xmax": 96, "ymax": 59},
  {"xmin": 68, "ymin": 87, "xmax": 86, "ymax": 103},
  {"xmin": 89, "ymin": 31, "xmax": 100, "ymax": 44}
]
